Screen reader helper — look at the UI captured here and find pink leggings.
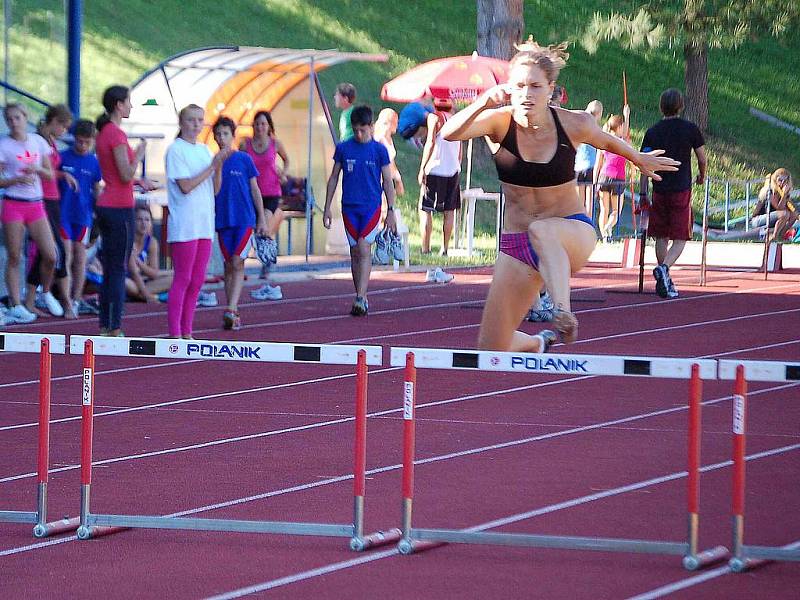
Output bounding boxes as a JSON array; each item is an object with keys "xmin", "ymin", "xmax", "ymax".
[{"xmin": 168, "ymin": 239, "xmax": 211, "ymax": 337}]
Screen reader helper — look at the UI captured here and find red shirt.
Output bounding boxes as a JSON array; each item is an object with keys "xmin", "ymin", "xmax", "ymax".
[
  {"xmin": 96, "ymin": 121, "xmax": 135, "ymax": 208},
  {"xmin": 41, "ymin": 138, "xmax": 61, "ymax": 200}
]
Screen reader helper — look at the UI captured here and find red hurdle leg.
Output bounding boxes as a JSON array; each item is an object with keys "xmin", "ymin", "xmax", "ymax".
[
  {"xmin": 351, "ymin": 350, "xmax": 368, "ymax": 545},
  {"xmin": 33, "ymin": 339, "xmax": 51, "ymax": 534},
  {"xmin": 77, "ymin": 340, "xmax": 96, "ymax": 540},
  {"xmin": 398, "ymin": 352, "xmax": 417, "ymax": 554},
  {"xmin": 682, "ymin": 364, "xmax": 728, "ymax": 569}
]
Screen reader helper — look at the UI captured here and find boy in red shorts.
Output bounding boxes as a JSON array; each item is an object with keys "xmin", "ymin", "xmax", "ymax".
[{"xmin": 640, "ymin": 88, "xmax": 707, "ymax": 299}]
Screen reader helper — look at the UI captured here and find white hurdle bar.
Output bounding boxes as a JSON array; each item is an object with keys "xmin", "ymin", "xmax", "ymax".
[
  {"xmin": 0, "ymin": 333, "xmax": 79, "ymax": 537},
  {"xmin": 393, "ymin": 347, "xmax": 728, "ymax": 570},
  {"xmin": 718, "ymin": 360, "xmax": 800, "ymax": 572},
  {"xmin": 70, "ymin": 336, "xmax": 401, "ymax": 551}
]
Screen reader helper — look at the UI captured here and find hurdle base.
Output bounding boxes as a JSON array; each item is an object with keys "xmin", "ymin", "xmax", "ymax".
[
  {"xmin": 682, "ymin": 545, "xmax": 729, "ymax": 570},
  {"xmin": 34, "ymin": 516, "xmax": 80, "ymax": 538},
  {"xmin": 730, "ymin": 544, "xmax": 800, "ymax": 572},
  {"xmin": 398, "ymin": 536, "xmax": 446, "ymax": 555},
  {"xmin": 350, "ymin": 528, "xmax": 403, "ymax": 551}
]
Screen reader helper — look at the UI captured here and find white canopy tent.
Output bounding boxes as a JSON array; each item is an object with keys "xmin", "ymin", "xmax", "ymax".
[{"xmin": 125, "ymin": 46, "xmax": 386, "ymax": 258}]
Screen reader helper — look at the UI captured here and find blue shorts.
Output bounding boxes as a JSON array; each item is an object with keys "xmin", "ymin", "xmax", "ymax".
[
  {"xmin": 60, "ymin": 222, "xmax": 91, "ymax": 244},
  {"xmin": 342, "ymin": 204, "xmax": 382, "ymax": 247},
  {"xmin": 217, "ymin": 226, "xmax": 253, "ymax": 260}
]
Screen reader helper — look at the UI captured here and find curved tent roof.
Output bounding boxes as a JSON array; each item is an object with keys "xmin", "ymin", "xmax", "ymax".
[{"xmin": 125, "ymin": 46, "xmax": 386, "ymax": 257}]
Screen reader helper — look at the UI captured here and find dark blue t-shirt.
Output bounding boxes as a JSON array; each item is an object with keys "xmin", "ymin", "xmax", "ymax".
[
  {"xmin": 398, "ymin": 102, "xmax": 434, "ymax": 136},
  {"xmin": 333, "ymin": 139, "xmax": 390, "ymax": 207},
  {"xmin": 215, "ymin": 150, "xmax": 258, "ymax": 229},
  {"xmin": 641, "ymin": 118, "xmax": 704, "ymax": 193},
  {"xmin": 59, "ymin": 148, "xmax": 102, "ymax": 226}
]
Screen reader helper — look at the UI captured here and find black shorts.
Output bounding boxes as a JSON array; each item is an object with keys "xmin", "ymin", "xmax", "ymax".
[
  {"xmin": 421, "ymin": 173, "xmax": 461, "ymax": 213},
  {"xmin": 262, "ymin": 195, "xmax": 281, "ymax": 213},
  {"xmin": 26, "ymin": 198, "xmax": 67, "ymax": 285},
  {"xmin": 576, "ymin": 169, "xmax": 593, "ymax": 184},
  {"xmin": 599, "ymin": 177, "xmax": 625, "ymax": 195}
]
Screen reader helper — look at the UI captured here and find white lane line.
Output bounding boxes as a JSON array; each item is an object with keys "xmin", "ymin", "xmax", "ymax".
[
  {"xmin": 202, "ymin": 442, "xmax": 800, "ymax": 599},
  {"xmin": 626, "ymin": 540, "xmax": 800, "ymax": 600}
]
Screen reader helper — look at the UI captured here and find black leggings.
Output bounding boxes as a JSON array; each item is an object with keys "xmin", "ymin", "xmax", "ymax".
[
  {"xmin": 26, "ymin": 198, "xmax": 67, "ymax": 286},
  {"xmin": 95, "ymin": 206, "xmax": 134, "ymax": 331}
]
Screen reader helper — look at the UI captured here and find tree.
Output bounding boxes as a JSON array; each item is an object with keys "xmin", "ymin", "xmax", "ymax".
[
  {"xmin": 477, "ymin": 0, "xmax": 524, "ymax": 60},
  {"xmin": 581, "ymin": 1, "xmax": 800, "ymax": 131}
]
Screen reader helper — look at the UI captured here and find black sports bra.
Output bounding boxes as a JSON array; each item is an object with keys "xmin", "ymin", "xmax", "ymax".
[{"xmin": 493, "ymin": 107, "xmax": 577, "ymax": 187}]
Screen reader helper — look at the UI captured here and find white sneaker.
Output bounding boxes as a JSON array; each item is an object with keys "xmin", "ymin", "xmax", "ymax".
[
  {"xmin": 6, "ymin": 304, "xmax": 37, "ymax": 324},
  {"xmin": 251, "ymin": 284, "xmax": 283, "ymax": 301},
  {"xmin": 41, "ymin": 292, "xmax": 64, "ymax": 317},
  {"xmin": 425, "ymin": 267, "xmax": 453, "ymax": 284},
  {"xmin": 196, "ymin": 291, "xmax": 219, "ymax": 307}
]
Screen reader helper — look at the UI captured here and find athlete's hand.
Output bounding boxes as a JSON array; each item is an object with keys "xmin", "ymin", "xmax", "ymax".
[
  {"xmin": 323, "ymin": 207, "xmax": 332, "ymax": 229},
  {"xmin": 480, "ymin": 84, "xmax": 512, "ymax": 110},
  {"xmin": 637, "ymin": 149, "xmax": 680, "ymax": 182},
  {"xmin": 64, "ymin": 172, "xmax": 79, "ymax": 192},
  {"xmin": 138, "ymin": 177, "xmax": 159, "ymax": 192},
  {"xmin": 255, "ymin": 219, "xmax": 268, "ymax": 237},
  {"xmin": 213, "ymin": 146, "xmax": 234, "ymax": 167}
]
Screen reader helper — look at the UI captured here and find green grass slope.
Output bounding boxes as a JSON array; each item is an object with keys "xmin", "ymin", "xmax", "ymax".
[{"xmin": 5, "ymin": 0, "xmax": 799, "ymax": 249}]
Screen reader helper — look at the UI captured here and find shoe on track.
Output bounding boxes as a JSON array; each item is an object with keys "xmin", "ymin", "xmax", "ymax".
[
  {"xmin": 251, "ymin": 284, "xmax": 282, "ymax": 301},
  {"xmin": 653, "ymin": 264, "xmax": 669, "ymax": 298},
  {"xmin": 223, "ymin": 310, "xmax": 241, "ymax": 331},
  {"xmin": 526, "ymin": 308, "xmax": 554, "ymax": 322},
  {"xmin": 666, "ymin": 272, "xmax": 679, "ymax": 299},
  {"xmin": 5, "ymin": 304, "xmax": 36, "ymax": 324},
  {"xmin": 41, "ymin": 292, "xmax": 64, "ymax": 317},
  {"xmin": 425, "ymin": 267, "xmax": 453, "ymax": 283},
  {"xmin": 350, "ymin": 296, "xmax": 368, "ymax": 316},
  {"xmin": 533, "ymin": 329, "xmax": 558, "ymax": 353}
]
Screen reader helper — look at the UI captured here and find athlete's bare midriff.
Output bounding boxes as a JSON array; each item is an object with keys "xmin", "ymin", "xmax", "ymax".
[{"xmin": 501, "ymin": 179, "xmax": 585, "ymax": 232}]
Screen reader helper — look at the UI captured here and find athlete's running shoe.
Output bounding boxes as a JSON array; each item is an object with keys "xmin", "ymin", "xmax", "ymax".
[
  {"xmin": 223, "ymin": 310, "xmax": 241, "ymax": 331},
  {"xmin": 533, "ymin": 329, "xmax": 558, "ymax": 353},
  {"xmin": 253, "ymin": 235, "xmax": 278, "ymax": 265},
  {"xmin": 251, "ymin": 284, "xmax": 282, "ymax": 300},
  {"xmin": 388, "ymin": 230, "xmax": 405, "ymax": 261},
  {"xmin": 196, "ymin": 291, "xmax": 218, "ymax": 307},
  {"xmin": 5, "ymin": 304, "xmax": 37, "ymax": 324},
  {"xmin": 665, "ymin": 271, "xmax": 679, "ymax": 299},
  {"xmin": 425, "ymin": 267, "xmax": 454, "ymax": 283},
  {"xmin": 373, "ymin": 230, "xmax": 391, "ymax": 265},
  {"xmin": 350, "ymin": 296, "xmax": 369, "ymax": 316},
  {"xmin": 653, "ymin": 264, "xmax": 669, "ymax": 298}
]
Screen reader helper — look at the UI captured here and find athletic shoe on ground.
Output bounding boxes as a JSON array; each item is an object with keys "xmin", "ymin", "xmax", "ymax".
[
  {"xmin": 251, "ymin": 284, "xmax": 282, "ymax": 301},
  {"xmin": 6, "ymin": 304, "xmax": 37, "ymax": 324},
  {"xmin": 76, "ymin": 298, "xmax": 100, "ymax": 315},
  {"xmin": 34, "ymin": 292, "xmax": 47, "ymax": 311},
  {"xmin": 388, "ymin": 230, "xmax": 405, "ymax": 261},
  {"xmin": 539, "ymin": 290, "xmax": 555, "ymax": 311},
  {"xmin": 373, "ymin": 230, "xmax": 391, "ymax": 265},
  {"xmin": 41, "ymin": 292, "xmax": 64, "ymax": 317},
  {"xmin": 196, "ymin": 291, "xmax": 218, "ymax": 307},
  {"xmin": 666, "ymin": 272, "xmax": 679, "ymax": 299},
  {"xmin": 425, "ymin": 267, "xmax": 454, "ymax": 283},
  {"xmin": 223, "ymin": 310, "xmax": 241, "ymax": 331},
  {"xmin": 526, "ymin": 308, "xmax": 554, "ymax": 322},
  {"xmin": 350, "ymin": 296, "xmax": 368, "ymax": 316},
  {"xmin": 253, "ymin": 235, "xmax": 278, "ymax": 265},
  {"xmin": 653, "ymin": 264, "xmax": 669, "ymax": 298}
]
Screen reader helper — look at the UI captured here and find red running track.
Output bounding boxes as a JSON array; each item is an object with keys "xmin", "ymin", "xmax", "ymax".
[{"xmin": 1, "ymin": 264, "xmax": 798, "ymax": 599}]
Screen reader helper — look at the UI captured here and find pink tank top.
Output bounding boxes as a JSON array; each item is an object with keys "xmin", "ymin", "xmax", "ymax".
[
  {"xmin": 41, "ymin": 138, "xmax": 61, "ymax": 200},
  {"xmin": 601, "ymin": 150, "xmax": 627, "ymax": 180},
  {"xmin": 245, "ymin": 138, "xmax": 281, "ymax": 197}
]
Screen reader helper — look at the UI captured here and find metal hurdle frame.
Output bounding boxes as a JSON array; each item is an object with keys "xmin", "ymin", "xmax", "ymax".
[
  {"xmin": 391, "ymin": 347, "xmax": 729, "ymax": 569},
  {"xmin": 70, "ymin": 335, "xmax": 401, "ymax": 551},
  {"xmin": 718, "ymin": 360, "xmax": 800, "ymax": 572},
  {"xmin": 0, "ymin": 333, "xmax": 79, "ymax": 537}
]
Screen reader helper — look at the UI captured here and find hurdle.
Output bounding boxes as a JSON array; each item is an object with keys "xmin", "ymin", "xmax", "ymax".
[
  {"xmin": 718, "ymin": 360, "xmax": 800, "ymax": 572},
  {"xmin": 392, "ymin": 347, "xmax": 729, "ymax": 569},
  {"xmin": 70, "ymin": 335, "xmax": 400, "ymax": 551},
  {"xmin": 0, "ymin": 333, "xmax": 78, "ymax": 537}
]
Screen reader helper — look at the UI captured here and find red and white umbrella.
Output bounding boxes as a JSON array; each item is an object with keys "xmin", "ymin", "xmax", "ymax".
[{"xmin": 381, "ymin": 51, "xmax": 509, "ymax": 103}]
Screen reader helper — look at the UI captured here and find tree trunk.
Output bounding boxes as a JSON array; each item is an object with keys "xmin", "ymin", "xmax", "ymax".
[
  {"xmin": 683, "ymin": 41, "xmax": 708, "ymax": 132},
  {"xmin": 477, "ymin": 0, "xmax": 524, "ymax": 60}
]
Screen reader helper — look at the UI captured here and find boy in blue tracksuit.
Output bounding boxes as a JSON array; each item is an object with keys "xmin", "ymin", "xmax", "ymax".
[
  {"xmin": 323, "ymin": 105, "xmax": 397, "ymax": 316},
  {"xmin": 59, "ymin": 119, "xmax": 102, "ymax": 311}
]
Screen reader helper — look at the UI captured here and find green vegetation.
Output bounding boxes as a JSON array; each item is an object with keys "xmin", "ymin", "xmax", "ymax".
[{"xmin": 3, "ymin": 0, "xmax": 799, "ymax": 254}]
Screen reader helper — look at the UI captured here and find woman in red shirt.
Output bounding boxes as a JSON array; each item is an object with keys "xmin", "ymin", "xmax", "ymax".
[{"xmin": 94, "ymin": 85, "xmax": 156, "ymax": 336}]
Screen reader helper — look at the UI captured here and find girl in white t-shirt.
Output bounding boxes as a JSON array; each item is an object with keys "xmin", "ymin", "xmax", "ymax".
[
  {"xmin": 0, "ymin": 103, "xmax": 57, "ymax": 324},
  {"xmin": 164, "ymin": 104, "xmax": 231, "ymax": 338}
]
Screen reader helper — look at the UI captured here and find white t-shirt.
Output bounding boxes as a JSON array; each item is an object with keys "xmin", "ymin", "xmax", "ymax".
[
  {"xmin": 0, "ymin": 133, "xmax": 51, "ymax": 200},
  {"xmin": 165, "ymin": 137, "xmax": 215, "ymax": 242}
]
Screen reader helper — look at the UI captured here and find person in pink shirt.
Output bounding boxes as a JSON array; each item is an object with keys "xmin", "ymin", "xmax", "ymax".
[
  {"xmin": 241, "ymin": 110, "xmax": 289, "ymax": 300},
  {"xmin": 594, "ymin": 107, "xmax": 630, "ymax": 242},
  {"xmin": 25, "ymin": 104, "xmax": 77, "ymax": 318},
  {"xmin": 94, "ymin": 85, "xmax": 157, "ymax": 336},
  {"xmin": 0, "ymin": 103, "xmax": 57, "ymax": 324}
]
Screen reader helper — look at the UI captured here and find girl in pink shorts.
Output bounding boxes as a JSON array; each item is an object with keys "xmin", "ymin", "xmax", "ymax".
[{"xmin": 0, "ymin": 103, "xmax": 58, "ymax": 324}]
